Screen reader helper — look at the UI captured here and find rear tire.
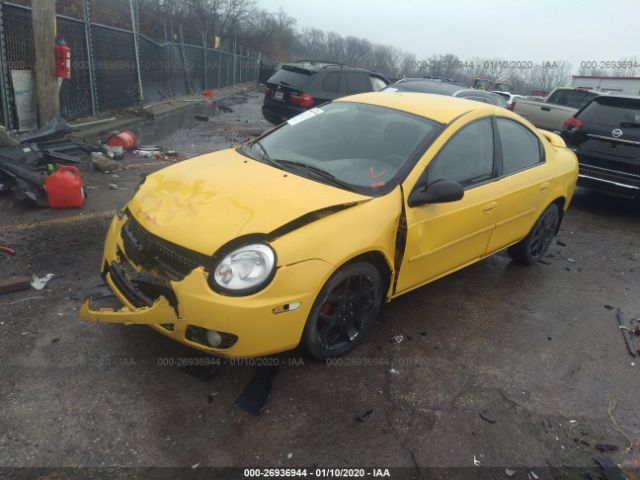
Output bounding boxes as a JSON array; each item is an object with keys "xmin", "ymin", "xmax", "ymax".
[
  {"xmin": 302, "ymin": 262, "xmax": 384, "ymax": 361},
  {"xmin": 508, "ymin": 203, "xmax": 561, "ymax": 265}
]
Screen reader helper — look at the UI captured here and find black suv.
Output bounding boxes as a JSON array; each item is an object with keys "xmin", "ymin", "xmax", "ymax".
[
  {"xmin": 561, "ymin": 95, "xmax": 640, "ymax": 199},
  {"xmin": 262, "ymin": 61, "xmax": 389, "ymax": 125}
]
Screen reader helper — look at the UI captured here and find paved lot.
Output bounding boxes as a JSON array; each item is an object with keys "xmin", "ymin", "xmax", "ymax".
[{"xmin": 1, "ymin": 92, "xmax": 639, "ymax": 479}]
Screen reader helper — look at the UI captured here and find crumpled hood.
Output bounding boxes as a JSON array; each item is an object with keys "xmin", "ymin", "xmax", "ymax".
[{"xmin": 127, "ymin": 148, "xmax": 369, "ymax": 255}]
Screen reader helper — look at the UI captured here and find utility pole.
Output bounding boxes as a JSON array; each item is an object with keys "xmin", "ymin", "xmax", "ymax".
[{"xmin": 32, "ymin": 0, "xmax": 59, "ymax": 127}]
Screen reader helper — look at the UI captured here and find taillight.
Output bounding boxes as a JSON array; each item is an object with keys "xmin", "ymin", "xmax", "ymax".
[
  {"xmin": 290, "ymin": 92, "xmax": 314, "ymax": 108},
  {"xmin": 508, "ymin": 101, "xmax": 515, "ymax": 111},
  {"xmin": 563, "ymin": 116, "xmax": 584, "ymax": 131},
  {"xmin": 264, "ymin": 86, "xmax": 272, "ymax": 98}
]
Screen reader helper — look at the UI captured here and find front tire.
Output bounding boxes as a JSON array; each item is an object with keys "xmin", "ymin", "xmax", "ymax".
[
  {"xmin": 302, "ymin": 262, "xmax": 384, "ymax": 360},
  {"xmin": 508, "ymin": 203, "xmax": 561, "ymax": 265}
]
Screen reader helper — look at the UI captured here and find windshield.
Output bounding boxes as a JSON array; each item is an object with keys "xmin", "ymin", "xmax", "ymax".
[{"xmin": 245, "ymin": 102, "xmax": 442, "ymax": 195}]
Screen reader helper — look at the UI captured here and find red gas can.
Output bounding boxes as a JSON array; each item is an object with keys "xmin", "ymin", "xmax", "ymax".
[
  {"xmin": 107, "ymin": 130, "xmax": 137, "ymax": 150},
  {"xmin": 45, "ymin": 166, "xmax": 85, "ymax": 209}
]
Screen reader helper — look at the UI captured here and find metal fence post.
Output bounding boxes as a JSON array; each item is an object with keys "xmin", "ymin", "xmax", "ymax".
[
  {"xmin": 129, "ymin": 0, "xmax": 143, "ymax": 103},
  {"xmin": 0, "ymin": 0, "xmax": 13, "ymax": 130},
  {"xmin": 202, "ymin": 31, "xmax": 207, "ymax": 89},
  {"xmin": 178, "ymin": 24, "xmax": 190, "ymax": 93},
  {"xmin": 82, "ymin": 0, "xmax": 98, "ymax": 115}
]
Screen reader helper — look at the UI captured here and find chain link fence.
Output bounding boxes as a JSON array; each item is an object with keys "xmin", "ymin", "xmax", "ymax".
[{"xmin": 0, "ymin": 1, "xmax": 262, "ymax": 131}]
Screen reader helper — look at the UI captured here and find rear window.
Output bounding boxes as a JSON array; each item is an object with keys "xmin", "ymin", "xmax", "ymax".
[
  {"xmin": 548, "ymin": 89, "xmax": 598, "ymax": 109},
  {"xmin": 268, "ymin": 67, "xmax": 314, "ymax": 89},
  {"xmin": 577, "ymin": 97, "xmax": 640, "ymax": 127},
  {"xmin": 347, "ymin": 72, "xmax": 372, "ymax": 93}
]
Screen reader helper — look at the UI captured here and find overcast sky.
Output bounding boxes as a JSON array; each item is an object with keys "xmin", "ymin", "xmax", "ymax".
[{"xmin": 257, "ymin": 0, "xmax": 639, "ymax": 69}]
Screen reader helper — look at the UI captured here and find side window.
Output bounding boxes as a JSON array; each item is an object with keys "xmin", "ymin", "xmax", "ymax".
[
  {"xmin": 496, "ymin": 118, "xmax": 542, "ymax": 174},
  {"xmin": 347, "ymin": 72, "xmax": 373, "ymax": 93},
  {"xmin": 370, "ymin": 76, "xmax": 387, "ymax": 91},
  {"xmin": 322, "ymin": 73, "xmax": 347, "ymax": 94},
  {"xmin": 428, "ymin": 118, "xmax": 495, "ymax": 187}
]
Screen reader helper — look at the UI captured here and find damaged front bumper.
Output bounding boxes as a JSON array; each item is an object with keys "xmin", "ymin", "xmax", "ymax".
[{"xmin": 79, "ymin": 212, "xmax": 333, "ymax": 358}]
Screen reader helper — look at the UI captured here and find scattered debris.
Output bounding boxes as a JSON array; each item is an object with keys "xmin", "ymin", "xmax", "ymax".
[
  {"xmin": 30, "ymin": 273, "xmax": 55, "ymax": 291},
  {"xmin": 0, "ymin": 275, "xmax": 31, "ymax": 294},
  {"xmin": 505, "ymin": 469, "xmax": 516, "ymax": 477},
  {"xmin": 191, "ymin": 463, "xmax": 200, "ymax": 470},
  {"xmin": 607, "ymin": 393, "xmax": 633, "ymax": 454},
  {"xmin": 355, "ymin": 410, "xmax": 374, "ymax": 423},
  {"xmin": 419, "ymin": 331, "xmax": 428, "ymax": 337},
  {"xmin": 206, "ymin": 392, "xmax": 219, "ymax": 403},
  {"xmin": 179, "ymin": 363, "xmax": 220, "ymax": 383},
  {"xmin": 566, "ymin": 257, "xmax": 577, "ymax": 263},
  {"xmin": 616, "ymin": 309, "xmax": 638, "ymax": 357},
  {"xmin": 90, "ymin": 152, "xmax": 120, "ymax": 173},
  {"xmin": 556, "ymin": 240, "xmax": 567, "ymax": 247},
  {"xmin": 389, "ymin": 368, "xmax": 399, "ymax": 375},
  {"xmin": 109, "ymin": 184, "xmax": 118, "ymax": 190},
  {"xmin": 0, "ymin": 245, "xmax": 16, "ymax": 255},
  {"xmin": 286, "ymin": 452, "xmax": 293, "ymax": 460},
  {"xmin": 0, "ymin": 117, "xmax": 93, "ymax": 206},
  {"xmin": 528, "ymin": 471, "xmax": 539, "ymax": 480},
  {"xmin": 103, "ymin": 144, "xmax": 124, "ymax": 159},
  {"xmin": 593, "ymin": 457, "xmax": 625, "ymax": 480},
  {"xmin": 235, "ymin": 364, "xmax": 279, "ymax": 415},
  {"xmin": 195, "ymin": 114, "xmax": 210, "ymax": 121},
  {"xmin": 391, "ymin": 335, "xmax": 406, "ymax": 344},
  {"xmin": 604, "ymin": 305, "xmax": 615, "ymax": 311},
  {"xmin": 595, "ymin": 444, "xmax": 618, "ymax": 452},
  {"xmin": 479, "ymin": 409, "xmax": 496, "ymax": 424},
  {"xmin": 473, "ymin": 455, "xmax": 481, "ymax": 467}
]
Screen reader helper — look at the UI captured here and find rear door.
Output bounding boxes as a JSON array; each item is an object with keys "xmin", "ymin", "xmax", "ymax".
[
  {"xmin": 573, "ymin": 96, "xmax": 640, "ymax": 176},
  {"xmin": 486, "ymin": 117, "xmax": 555, "ymax": 253}
]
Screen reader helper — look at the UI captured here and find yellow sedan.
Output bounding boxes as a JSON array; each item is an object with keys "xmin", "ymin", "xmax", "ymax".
[{"xmin": 80, "ymin": 93, "xmax": 578, "ymax": 360}]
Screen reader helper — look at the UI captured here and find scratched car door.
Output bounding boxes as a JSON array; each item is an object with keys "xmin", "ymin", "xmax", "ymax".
[{"xmin": 395, "ymin": 118, "xmax": 501, "ymax": 294}]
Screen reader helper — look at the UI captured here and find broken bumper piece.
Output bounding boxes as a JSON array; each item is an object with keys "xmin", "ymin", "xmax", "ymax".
[{"xmin": 79, "ymin": 213, "xmax": 332, "ymax": 358}]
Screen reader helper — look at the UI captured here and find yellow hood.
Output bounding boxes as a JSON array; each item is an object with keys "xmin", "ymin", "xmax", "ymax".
[{"xmin": 127, "ymin": 148, "xmax": 369, "ymax": 255}]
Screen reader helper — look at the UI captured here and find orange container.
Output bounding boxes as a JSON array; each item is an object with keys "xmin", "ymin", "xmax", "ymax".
[
  {"xmin": 107, "ymin": 130, "xmax": 137, "ymax": 150},
  {"xmin": 45, "ymin": 166, "xmax": 85, "ymax": 209}
]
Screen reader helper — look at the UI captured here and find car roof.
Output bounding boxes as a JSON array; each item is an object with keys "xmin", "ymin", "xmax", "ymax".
[
  {"xmin": 337, "ymin": 91, "xmax": 508, "ymax": 123},
  {"xmin": 282, "ymin": 61, "xmax": 383, "ymax": 75}
]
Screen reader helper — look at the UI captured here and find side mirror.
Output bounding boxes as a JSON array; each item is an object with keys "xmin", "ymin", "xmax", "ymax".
[{"xmin": 408, "ymin": 179, "xmax": 464, "ymax": 207}]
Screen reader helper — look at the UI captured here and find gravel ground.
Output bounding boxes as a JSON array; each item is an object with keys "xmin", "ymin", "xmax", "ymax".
[{"xmin": 1, "ymin": 92, "xmax": 639, "ymax": 479}]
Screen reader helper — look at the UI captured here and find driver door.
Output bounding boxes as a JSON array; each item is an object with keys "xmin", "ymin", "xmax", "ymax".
[{"xmin": 395, "ymin": 118, "xmax": 502, "ymax": 294}]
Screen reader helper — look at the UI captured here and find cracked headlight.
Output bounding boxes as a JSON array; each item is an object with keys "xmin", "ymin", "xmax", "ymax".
[{"xmin": 210, "ymin": 243, "xmax": 276, "ymax": 295}]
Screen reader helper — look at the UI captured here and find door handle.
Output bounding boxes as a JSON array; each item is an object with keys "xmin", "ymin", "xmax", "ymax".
[
  {"xmin": 539, "ymin": 182, "xmax": 550, "ymax": 192},
  {"xmin": 483, "ymin": 201, "xmax": 497, "ymax": 214}
]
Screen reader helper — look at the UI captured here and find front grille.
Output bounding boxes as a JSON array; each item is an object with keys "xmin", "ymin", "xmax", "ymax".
[{"xmin": 122, "ymin": 213, "xmax": 210, "ymax": 281}]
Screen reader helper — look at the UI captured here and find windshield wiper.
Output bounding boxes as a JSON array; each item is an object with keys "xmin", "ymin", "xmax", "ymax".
[
  {"xmin": 277, "ymin": 160, "xmax": 357, "ymax": 192},
  {"xmin": 620, "ymin": 122, "xmax": 640, "ymax": 128},
  {"xmin": 251, "ymin": 140, "xmax": 283, "ymax": 168}
]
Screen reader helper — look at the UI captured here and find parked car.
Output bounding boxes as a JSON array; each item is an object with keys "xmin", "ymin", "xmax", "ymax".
[
  {"xmin": 385, "ymin": 79, "xmax": 508, "ymax": 107},
  {"xmin": 561, "ymin": 95, "xmax": 640, "ymax": 198},
  {"xmin": 492, "ymin": 90, "xmax": 523, "ymax": 109},
  {"xmin": 512, "ymin": 87, "xmax": 599, "ymax": 132},
  {"xmin": 262, "ymin": 61, "xmax": 389, "ymax": 124},
  {"xmin": 80, "ymin": 93, "xmax": 578, "ymax": 360}
]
